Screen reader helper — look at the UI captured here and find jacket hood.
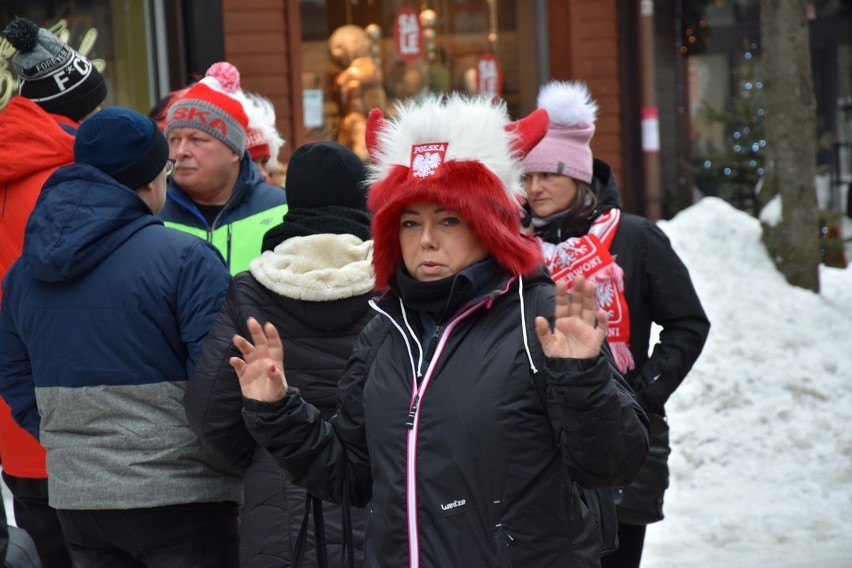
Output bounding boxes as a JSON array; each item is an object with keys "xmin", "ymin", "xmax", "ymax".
[
  {"xmin": 0, "ymin": 97, "xmax": 77, "ymax": 183},
  {"xmin": 21, "ymin": 164, "xmax": 160, "ymax": 282},
  {"xmin": 591, "ymin": 158, "xmax": 622, "ymax": 211},
  {"xmin": 250, "ymin": 233, "xmax": 375, "ymax": 301}
]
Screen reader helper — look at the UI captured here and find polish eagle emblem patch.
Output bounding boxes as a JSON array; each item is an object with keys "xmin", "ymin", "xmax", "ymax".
[{"xmin": 409, "ymin": 142, "xmax": 448, "ymax": 178}]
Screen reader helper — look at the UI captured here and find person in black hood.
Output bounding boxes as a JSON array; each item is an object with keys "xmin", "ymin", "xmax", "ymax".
[
  {"xmin": 226, "ymin": 94, "xmax": 649, "ymax": 568},
  {"xmin": 521, "ymin": 80, "xmax": 711, "ymax": 568},
  {"xmin": 186, "ymin": 140, "xmax": 373, "ymax": 567}
]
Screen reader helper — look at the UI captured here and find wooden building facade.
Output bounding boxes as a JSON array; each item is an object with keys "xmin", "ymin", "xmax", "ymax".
[{"xmin": 3, "ymin": 0, "xmax": 850, "ymax": 218}]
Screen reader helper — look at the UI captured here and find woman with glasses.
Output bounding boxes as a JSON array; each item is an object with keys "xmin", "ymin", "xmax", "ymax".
[{"xmin": 521, "ymin": 81, "xmax": 710, "ymax": 568}]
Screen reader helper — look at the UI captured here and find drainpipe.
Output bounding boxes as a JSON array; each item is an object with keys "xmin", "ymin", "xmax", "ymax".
[{"xmin": 638, "ymin": 0, "xmax": 662, "ymax": 219}]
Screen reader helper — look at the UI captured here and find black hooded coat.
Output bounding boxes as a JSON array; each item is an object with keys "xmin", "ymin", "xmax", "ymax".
[{"xmin": 241, "ymin": 263, "xmax": 649, "ymax": 567}]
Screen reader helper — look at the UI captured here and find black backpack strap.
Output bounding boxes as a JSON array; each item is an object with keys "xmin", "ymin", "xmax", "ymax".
[
  {"xmin": 292, "ymin": 492, "xmax": 329, "ymax": 568},
  {"xmin": 313, "ymin": 496, "xmax": 327, "ymax": 568},
  {"xmin": 292, "ymin": 492, "xmax": 311, "ymax": 568},
  {"xmin": 342, "ymin": 467, "xmax": 356, "ymax": 568}
]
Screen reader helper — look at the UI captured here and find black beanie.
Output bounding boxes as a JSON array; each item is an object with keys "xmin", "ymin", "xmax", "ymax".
[
  {"xmin": 74, "ymin": 107, "xmax": 169, "ymax": 189},
  {"xmin": 3, "ymin": 17, "xmax": 108, "ymax": 122},
  {"xmin": 285, "ymin": 141, "xmax": 368, "ymax": 210},
  {"xmin": 261, "ymin": 141, "xmax": 371, "ymax": 251}
]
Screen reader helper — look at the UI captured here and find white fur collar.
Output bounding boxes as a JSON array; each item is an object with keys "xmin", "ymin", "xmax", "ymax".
[{"xmin": 249, "ymin": 233, "xmax": 375, "ymax": 301}]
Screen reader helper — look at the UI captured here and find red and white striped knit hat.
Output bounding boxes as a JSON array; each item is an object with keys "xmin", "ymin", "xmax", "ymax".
[{"xmin": 165, "ymin": 62, "xmax": 249, "ymax": 155}]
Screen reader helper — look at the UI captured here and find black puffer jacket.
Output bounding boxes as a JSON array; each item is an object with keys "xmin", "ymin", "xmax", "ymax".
[
  {"xmin": 186, "ymin": 233, "xmax": 375, "ymax": 567},
  {"xmin": 242, "ymin": 265, "xmax": 649, "ymax": 567},
  {"xmin": 608, "ymin": 224, "xmax": 709, "ymax": 413}
]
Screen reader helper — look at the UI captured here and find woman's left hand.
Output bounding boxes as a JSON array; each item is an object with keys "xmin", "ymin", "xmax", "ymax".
[
  {"xmin": 230, "ymin": 317, "xmax": 288, "ymax": 402},
  {"xmin": 534, "ymin": 275, "xmax": 608, "ymax": 360}
]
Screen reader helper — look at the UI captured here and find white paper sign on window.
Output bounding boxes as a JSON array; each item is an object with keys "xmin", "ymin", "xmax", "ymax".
[{"xmin": 303, "ymin": 89, "xmax": 323, "ymax": 128}]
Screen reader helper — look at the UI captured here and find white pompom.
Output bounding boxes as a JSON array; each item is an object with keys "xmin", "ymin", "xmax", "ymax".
[{"xmin": 536, "ymin": 81, "xmax": 598, "ymax": 128}]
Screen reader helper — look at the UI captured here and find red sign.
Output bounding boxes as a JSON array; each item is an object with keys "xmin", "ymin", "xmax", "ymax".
[
  {"xmin": 476, "ymin": 53, "xmax": 503, "ymax": 98},
  {"xmin": 394, "ymin": 7, "xmax": 422, "ymax": 61}
]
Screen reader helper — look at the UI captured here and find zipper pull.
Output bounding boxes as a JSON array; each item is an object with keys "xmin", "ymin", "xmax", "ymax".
[
  {"xmin": 405, "ymin": 393, "xmax": 420, "ymax": 429},
  {"xmin": 424, "ymin": 325, "xmax": 442, "ymax": 362}
]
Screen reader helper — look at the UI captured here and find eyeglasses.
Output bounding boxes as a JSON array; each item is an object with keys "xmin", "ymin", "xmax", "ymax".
[{"xmin": 165, "ymin": 159, "xmax": 176, "ymax": 176}]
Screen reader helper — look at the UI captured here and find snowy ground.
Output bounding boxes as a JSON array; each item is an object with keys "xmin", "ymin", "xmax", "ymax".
[{"xmin": 641, "ymin": 197, "xmax": 852, "ymax": 567}]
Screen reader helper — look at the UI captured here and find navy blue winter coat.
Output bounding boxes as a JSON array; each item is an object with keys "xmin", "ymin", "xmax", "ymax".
[{"xmin": 0, "ymin": 164, "xmax": 241, "ymax": 510}]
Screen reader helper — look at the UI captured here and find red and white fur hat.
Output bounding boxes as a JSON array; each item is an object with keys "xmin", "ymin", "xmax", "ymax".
[{"xmin": 365, "ymin": 94, "xmax": 549, "ymax": 288}]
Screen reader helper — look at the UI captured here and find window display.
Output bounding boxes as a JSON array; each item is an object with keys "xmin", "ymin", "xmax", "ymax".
[{"xmin": 300, "ymin": 0, "xmax": 527, "ymax": 159}]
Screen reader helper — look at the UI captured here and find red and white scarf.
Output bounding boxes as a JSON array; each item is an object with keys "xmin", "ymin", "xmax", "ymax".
[{"xmin": 538, "ymin": 209, "xmax": 634, "ymax": 373}]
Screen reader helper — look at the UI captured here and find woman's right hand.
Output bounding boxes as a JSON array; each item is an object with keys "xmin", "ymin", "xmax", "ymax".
[{"xmin": 230, "ymin": 317, "xmax": 288, "ymax": 402}]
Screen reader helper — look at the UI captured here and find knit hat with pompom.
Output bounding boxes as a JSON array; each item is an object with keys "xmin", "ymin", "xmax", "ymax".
[
  {"xmin": 165, "ymin": 61, "xmax": 249, "ymax": 154},
  {"xmin": 521, "ymin": 81, "xmax": 598, "ymax": 184},
  {"xmin": 2, "ymin": 16, "xmax": 107, "ymax": 121}
]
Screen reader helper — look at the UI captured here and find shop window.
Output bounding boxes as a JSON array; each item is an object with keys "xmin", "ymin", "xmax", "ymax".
[
  {"xmin": 701, "ymin": 0, "xmax": 759, "ymax": 26},
  {"xmin": 811, "ymin": 0, "xmax": 852, "ymax": 18},
  {"xmin": 686, "ymin": 2, "xmax": 851, "ymax": 213},
  {"xmin": 299, "ymin": 0, "xmax": 529, "ymax": 162},
  {"xmin": 833, "ymin": 44, "xmax": 852, "ymax": 214}
]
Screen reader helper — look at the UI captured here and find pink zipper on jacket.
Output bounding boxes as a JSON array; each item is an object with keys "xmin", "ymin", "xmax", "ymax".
[{"xmin": 373, "ymin": 276, "xmax": 515, "ymax": 568}]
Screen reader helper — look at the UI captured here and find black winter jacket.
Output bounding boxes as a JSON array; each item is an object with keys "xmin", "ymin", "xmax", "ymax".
[
  {"xmin": 187, "ymin": 233, "xmax": 375, "ymax": 567},
  {"xmin": 242, "ymin": 267, "xmax": 649, "ymax": 567},
  {"xmin": 611, "ymin": 213, "xmax": 710, "ymax": 412}
]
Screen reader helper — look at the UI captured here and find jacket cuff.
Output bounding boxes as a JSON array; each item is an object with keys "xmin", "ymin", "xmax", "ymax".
[
  {"xmin": 242, "ymin": 387, "xmax": 301, "ymax": 413},
  {"xmin": 544, "ymin": 355, "xmax": 605, "ymax": 382}
]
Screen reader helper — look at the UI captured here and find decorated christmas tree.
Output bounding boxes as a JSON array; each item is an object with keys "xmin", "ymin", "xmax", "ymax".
[
  {"xmin": 696, "ymin": 41, "xmax": 766, "ymax": 215},
  {"xmin": 694, "ymin": 41, "xmax": 847, "ymax": 267}
]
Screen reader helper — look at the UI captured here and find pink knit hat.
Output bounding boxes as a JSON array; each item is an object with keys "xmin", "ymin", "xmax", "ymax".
[{"xmin": 521, "ymin": 81, "xmax": 598, "ymax": 184}]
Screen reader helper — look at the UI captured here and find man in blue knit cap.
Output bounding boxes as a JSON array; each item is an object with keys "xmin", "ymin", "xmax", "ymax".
[{"xmin": 0, "ymin": 107, "xmax": 242, "ymax": 567}]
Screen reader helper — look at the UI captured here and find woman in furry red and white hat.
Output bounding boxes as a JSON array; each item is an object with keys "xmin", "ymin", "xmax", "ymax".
[
  {"xmin": 229, "ymin": 94, "xmax": 649, "ymax": 568},
  {"xmin": 522, "ymin": 81, "xmax": 710, "ymax": 568}
]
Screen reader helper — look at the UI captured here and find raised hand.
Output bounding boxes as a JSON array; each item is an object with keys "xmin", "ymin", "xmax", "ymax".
[
  {"xmin": 230, "ymin": 317, "xmax": 288, "ymax": 402},
  {"xmin": 534, "ymin": 275, "xmax": 608, "ymax": 360}
]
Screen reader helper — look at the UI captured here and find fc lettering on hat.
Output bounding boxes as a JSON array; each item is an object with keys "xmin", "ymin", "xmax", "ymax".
[{"xmin": 33, "ymin": 52, "xmax": 94, "ymax": 99}]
